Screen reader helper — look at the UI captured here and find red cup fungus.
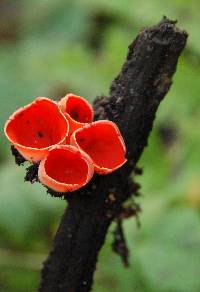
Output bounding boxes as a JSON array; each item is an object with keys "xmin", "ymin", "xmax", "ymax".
[
  {"xmin": 59, "ymin": 93, "xmax": 94, "ymax": 136},
  {"xmin": 4, "ymin": 97, "xmax": 69, "ymax": 162},
  {"xmin": 70, "ymin": 120, "xmax": 127, "ymax": 174},
  {"xmin": 5, "ymin": 93, "xmax": 127, "ymax": 195},
  {"xmin": 38, "ymin": 145, "xmax": 94, "ymax": 192}
]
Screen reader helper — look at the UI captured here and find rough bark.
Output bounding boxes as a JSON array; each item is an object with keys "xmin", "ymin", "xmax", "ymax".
[{"xmin": 39, "ymin": 18, "xmax": 187, "ymax": 292}]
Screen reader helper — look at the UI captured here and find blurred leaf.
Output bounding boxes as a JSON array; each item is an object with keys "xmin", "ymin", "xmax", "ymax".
[
  {"xmin": 0, "ymin": 267, "xmax": 39, "ymax": 292},
  {"xmin": 0, "ymin": 162, "xmax": 65, "ymax": 248},
  {"xmin": 137, "ymin": 208, "xmax": 200, "ymax": 292}
]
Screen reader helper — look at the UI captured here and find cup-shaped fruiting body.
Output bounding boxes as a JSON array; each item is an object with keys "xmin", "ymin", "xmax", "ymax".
[
  {"xmin": 38, "ymin": 145, "xmax": 94, "ymax": 193},
  {"xmin": 70, "ymin": 120, "xmax": 127, "ymax": 174},
  {"xmin": 4, "ymin": 97, "xmax": 69, "ymax": 162},
  {"xmin": 59, "ymin": 93, "xmax": 94, "ymax": 135}
]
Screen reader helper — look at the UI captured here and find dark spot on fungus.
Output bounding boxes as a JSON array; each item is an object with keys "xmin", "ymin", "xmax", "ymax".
[
  {"xmin": 71, "ymin": 111, "xmax": 79, "ymax": 120},
  {"xmin": 79, "ymin": 138, "xmax": 85, "ymax": 143},
  {"xmin": 37, "ymin": 131, "xmax": 44, "ymax": 138},
  {"xmin": 26, "ymin": 120, "xmax": 30, "ymax": 124}
]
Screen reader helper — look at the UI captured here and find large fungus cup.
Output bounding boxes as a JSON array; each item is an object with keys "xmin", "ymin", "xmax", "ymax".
[
  {"xmin": 70, "ymin": 120, "xmax": 127, "ymax": 174},
  {"xmin": 38, "ymin": 145, "xmax": 94, "ymax": 193},
  {"xmin": 59, "ymin": 93, "xmax": 94, "ymax": 135},
  {"xmin": 4, "ymin": 97, "xmax": 69, "ymax": 162}
]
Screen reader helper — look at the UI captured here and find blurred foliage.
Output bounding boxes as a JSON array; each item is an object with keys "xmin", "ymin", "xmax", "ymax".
[{"xmin": 0, "ymin": 0, "xmax": 200, "ymax": 291}]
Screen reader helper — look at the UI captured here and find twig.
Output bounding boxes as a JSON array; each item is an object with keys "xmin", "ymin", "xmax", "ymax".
[{"xmin": 39, "ymin": 18, "xmax": 187, "ymax": 292}]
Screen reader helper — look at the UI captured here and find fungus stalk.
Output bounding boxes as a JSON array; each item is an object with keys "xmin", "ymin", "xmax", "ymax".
[{"xmin": 38, "ymin": 18, "xmax": 187, "ymax": 291}]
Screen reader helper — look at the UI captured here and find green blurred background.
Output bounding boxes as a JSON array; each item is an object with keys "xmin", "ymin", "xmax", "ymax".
[{"xmin": 0, "ymin": 1, "xmax": 200, "ymax": 291}]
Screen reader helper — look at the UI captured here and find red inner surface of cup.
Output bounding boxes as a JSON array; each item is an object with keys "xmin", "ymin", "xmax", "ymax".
[
  {"xmin": 74, "ymin": 123, "xmax": 125, "ymax": 169},
  {"xmin": 66, "ymin": 95, "xmax": 93, "ymax": 123},
  {"xmin": 44, "ymin": 148, "xmax": 89, "ymax": 184},
  {"xmin": 6, "ymin": 99, "xmax": 67, "ymax": 149}
]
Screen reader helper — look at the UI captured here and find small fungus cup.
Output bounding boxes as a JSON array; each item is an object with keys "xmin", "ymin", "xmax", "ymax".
[
  {"xmin": 59, "ymin": 93, "xmax": 94, "ymax": 135},
  {"xmin": 4, "ymin": 97, "xmax": 69, "ymax": 162},
  {"xmin": 38, "ymin": 145, "xmax": 94, "ymax": 193},
  {"xmin": 70, "ymin": 120, "xmax": 127, "ymax": 174}
]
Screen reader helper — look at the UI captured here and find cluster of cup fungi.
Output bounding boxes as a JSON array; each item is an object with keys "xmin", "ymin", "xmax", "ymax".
[{"xmin": 4, "ymin": 94, "xmax": 127, "ymax": 194}]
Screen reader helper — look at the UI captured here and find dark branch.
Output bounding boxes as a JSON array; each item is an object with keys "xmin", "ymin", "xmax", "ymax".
[{"xmin": 39, "ymin": 18, "xmax": 187, "ymax": 292}]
